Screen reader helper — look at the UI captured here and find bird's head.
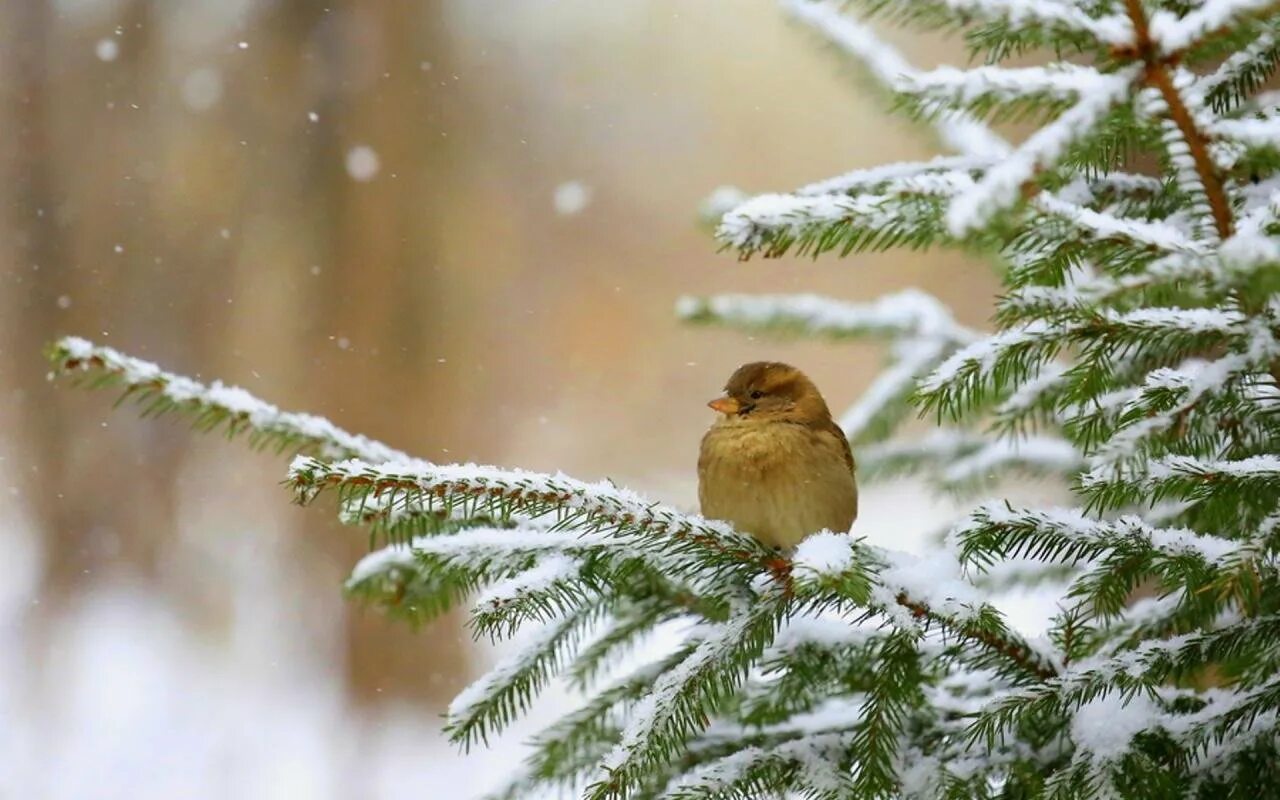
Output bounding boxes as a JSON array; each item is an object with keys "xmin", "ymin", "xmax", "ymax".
[{"xmin": 707, "ymin": 362, "xmax": 832, "ymax": 426}]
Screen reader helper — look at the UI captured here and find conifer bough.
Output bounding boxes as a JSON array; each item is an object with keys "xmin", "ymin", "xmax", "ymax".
[{"xmin": 49, "ymin": 0, "xmax": 1280, "ymax": 796}]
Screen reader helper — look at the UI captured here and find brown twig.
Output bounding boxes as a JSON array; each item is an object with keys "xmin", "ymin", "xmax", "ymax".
[
  {"xmin": 1123, "ymin": 0, "xmax": 1235, "ymax": 239},
  {"xmin": 896, "ymin": 593, "xmax": 1059, "ymax": 682}
]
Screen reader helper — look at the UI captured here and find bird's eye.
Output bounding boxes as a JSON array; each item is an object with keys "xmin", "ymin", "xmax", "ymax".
[{"xmin": 749, "ymin": 390, "xmax": 764, "ymax": 400}]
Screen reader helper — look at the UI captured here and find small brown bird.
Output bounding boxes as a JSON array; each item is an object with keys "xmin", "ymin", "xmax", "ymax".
[{"xmin": 698, "ymin": 362, "xmax": 857, "ymax": 549}]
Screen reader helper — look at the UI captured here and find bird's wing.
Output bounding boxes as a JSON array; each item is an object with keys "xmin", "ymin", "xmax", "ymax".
[{"xmin": 821, "ymin": 418, "xmax": 856, "ymax": 475}]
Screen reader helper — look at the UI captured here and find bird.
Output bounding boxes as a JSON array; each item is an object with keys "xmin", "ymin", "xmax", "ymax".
[{"xmin": 698, "ymin": 361, "xmax": 857, "ymax": 550}]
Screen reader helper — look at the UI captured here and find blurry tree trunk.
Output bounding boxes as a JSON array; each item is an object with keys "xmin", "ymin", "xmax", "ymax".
[
  {"xmin": 2, "ymin": 0, "xmax": 474, "ymax": 706},
  {"xmin": 1, "ymin": 0, "xmax": 195, "ymax": 618},
  {"xmin": 213, "ymin": 0, "xmax": 475, "ymax": 704}
]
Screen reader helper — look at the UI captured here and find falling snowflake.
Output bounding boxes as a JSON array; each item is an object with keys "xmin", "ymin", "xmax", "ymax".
[
  {"xmin": 95, "ymin": 38, "xmax": 119, "ymax": 62},
  {"xmin": 553, "ymin": 181, "xmax": 591, "ymax": 216},
  {"xmin": 345, "ymin": 145, "xmax": 381, "ymax": 182},
  {"xmin": 181, "ymin": 68, "xmax": 223, "ymax": 112}
]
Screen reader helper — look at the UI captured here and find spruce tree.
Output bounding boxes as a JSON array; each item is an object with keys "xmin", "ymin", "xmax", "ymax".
[{"xmin": 49, "ymin": 0, "xmax": 1280, "ymax": 797}]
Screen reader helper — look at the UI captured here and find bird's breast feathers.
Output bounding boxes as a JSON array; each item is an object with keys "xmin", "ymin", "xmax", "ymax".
[{"xmin": 698, "ymin": 422, "xmax": 857, "ymax": 549}]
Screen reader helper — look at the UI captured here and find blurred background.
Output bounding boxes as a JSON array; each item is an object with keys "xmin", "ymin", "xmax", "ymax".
[{"xmin": 0, "ymin": 1, "xmax": 1004, "ymax": 796}]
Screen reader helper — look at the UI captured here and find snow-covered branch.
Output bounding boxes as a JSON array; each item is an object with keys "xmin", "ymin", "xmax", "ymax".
[
  {"xmin": 676, "ymin": 289, "xmax": 975, "ymax": 344},
  {"xmin": 49, "ymin": 336, "xmax": 410, "ymax": 464}
]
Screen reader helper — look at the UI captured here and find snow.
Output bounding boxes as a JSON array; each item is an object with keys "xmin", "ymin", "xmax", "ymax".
[
  {"xmin": 1033, "ymin": 193, "xmax": 1207, "ymax": 255},
  {"xmin": 1070, "ymin": 692, "xmax": 1162, "ymax": 762},
  {"xmin": 792, "ymin": 531, "xmax": 858, "ymax": 576},
  {"xmin": 1211, "ymin": 115, "xmax": 1280, "ymax": 148},
  {"xmin": 700, "ymin": 185, "xmax": 749, "ymax": 221},
  {"xmin": 95, "ymin": 38, "xmax": 119, "ymax": 62},
  {"xmin": 473, "ymin": 554, "xmax": 581, "ymax": 613},
  {"xmin": 345, "ymin": 145, "xmax": 381, "ymax": 182},
  {"xmin": 873, "ymin": 547, "xmax": 987, "ymax": 622},
  {"xmin": 901, "ymin": 63, "xmax": 1112, "ymax": 104},
  {"xmin": 796, "ymin": 155, "xmax": 989, "ymax": 196},
  {"xmin": 768, "ymin": 614, "xmax": 879, "ymax": 653},
  {"xmin": 552, "ymin": 181, "xmax": 591, "ymax": 215},
  {"xmin": 840, "ymin": 338, "xmax": 947, "ymax": 440},
  {"xmin": 936, "ymin": 0, "xmax": 1132, "ymax": 46},
  {"xmin": 181, "ymin": 68, "xmax": 224, "ymax": 112},
  {"xmin": 941, "ymin": 435, "xmax": 1080, "ymax": 486},
  {"xmin": 288, "ymin": 455, "xmax": 748, "ymax": 580},
  {"xmin": 676, "ymin": 289, "xmax": 975, "ymax": 342},
  {"xmin": 1090, "ymin": 353, "xmax": 1257, "ymax": 464},
  {"xmin": 716, "ymin": 192, "xmax": 871, "ymax": 251},
  {"xmin": 967, "ymin": 503, "xmax": 1242, "ymax": 565},
  {"xmin": 1150, "ymin": 0, "xmax": 1278, "ymax": 54},
  {"xmin": 1082, "ymin": 455, "xmax": 1280, "ymax": 496},
  {"xmin": 446, "ymin": 611, "xmax": 578, "ymax": 730},
  {"xmin": 599, "ymin": 607, "xmax": 764, "ymax": 776},
  {"xmin": 780, "ymin": 0, "xmax": 1009, "ymax": 159},
  {"xmin": 664, "ymin": 731, "xmax": 851, "ymax": 796},
  {"xmin": 918, "ymin": 321, "xmax": 1055, "ymax": 395},
  {"xmin": 1105, "ymin": 305, "xmax": 1244, "ymax": 333},
  {"xmin": 1221, "ymin": 191, "xmax": 1280, "ymax": 269},
  {"xmin": 995, "ymin": 363, "xmax": 1066, "ymax": 416},
  {"xmin": 946, "ymin": 68, "xmax": 1139, "ymax": 236},
  {"xmin": 55, "ymin": 337, "xmax": 412, "ymax": 465},
  {"xmin": 348, "ymin": 542, "xmax": 417, "ymax": 585},
  {"xmin": 1195, "ymin": 26, "xmax": 1279, "ymax": 101}
]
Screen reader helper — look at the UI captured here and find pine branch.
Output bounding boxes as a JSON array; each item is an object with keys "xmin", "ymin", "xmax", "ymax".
[
  {"xmin": 1149, "ymin": 0, "xmax": 1280, "ymax": 55},
  {"xmin": 1196, "ymin": 17, "xmax": 1280, "ymax": 112},
  {"xmin": 660, "ymin": 731, "xmax": 855, "ymax": 800},
  {"xmin": 446, "ymin": 600, "xmax": 606, "ymax": 748},
  {"xmin": 795, "ymin": 533, "xmax": 1061, "ymax": 683},
  {"xmin": 676, "ymin": 289, "xmax": 976, "ymax": 344},
  {"xmin": 781, "ymin": 0, "xmax": 1010, "ymax": 159},
  {"xmin": 47, "ymin": 336, "xmax": 409, "ymax": 463},
  {"xmin": 1125, "ymin": 0, "xmax": 1237, "ymax": 239},
  {"xmin": 589, "ymin": 596, "xmax": 788, "ymax": 800},
  {"xmin": 716, "ymin": 186, "xmax": 963, "ymax": 259},
  {"xmin": 287, "ymin": 455, "xmax": 771, "ymax": 574},
  {"xmin": 507, "ymin": 648, "xmax": 698, "ymax": 798},
  {"xmin": 945, "ymin": 67, "xmax": 1140, "ymax": 236}
]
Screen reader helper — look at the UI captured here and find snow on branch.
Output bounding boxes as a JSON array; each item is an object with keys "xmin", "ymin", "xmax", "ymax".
[
  {"xmin": 590, "ymin": 598, "xmax": 786, "ymax": 799},
  {"xmin": 661, "ymin": 731, "xmax": 854, "ymax": 799},
  {"xmin": 676, "ymin": 279, "xmax": 979, "ymax": 452},
  {"xmin": 1195, "ymin": 21, "xmax": 1280, "ymax": 111},
  {"xmin": 957, "ymin": 503, "xmax": 1243, "ymax": 571},
  {"xmin": 1149, "ymin": 0, "xmax": 1280, "ymax": 54},
  {"xmin": 918, "ymin": 307, "xmax": 1248, "ymax": 418},
  {"xmin": 287, "ymin": 455, "xmax": 771, "ymax": 574},
  {"xmin": 898, "ymin": 63, "xmax": 1116, "ymax": 110},
  {"xmin": 1080, "ymin": 455, "xmax": 1280, "ymax": 513},
  {"xmin": 1210, "ymin": 112, "xmax": 1280, "ymax": 150},
  {"xmin": 1221, "ymin": 190, "xmax": 1280, "ymax": 269},
  {"xmin": 945, "ymin": 67, "xmax": 1140, "ymax": 236},
  {"xmin": 939, "ymin": 435, "xmax": 1082, "ymax": 487},
  {"xmin": 839, "ymin": 338, "xmax": 951, "ymax": 444},
  {"xmin": 447, "ymin": 599, "xmax": 605, "ymax": 747},
  {"xmin": 716, "ymin": 188, "xmax": 958, "ymax": 258},
  {"xmin": 1078, "ymin": 346, "xmax": 1275, "ymax": 466},
  {"xmin": 49, "ymin": 336, "xmax": 410, "ymax": 464},
  {"xmin": 794, "ymin": 155, "xmax": 990, "ymax": 196},
  {"xmin": 791, "ymin": 533, "xmax": 1060, "ymax": 682},
  {"xmin": 1031, "ymin": 193, "xmax": 1209, "ymax": 256},
  {"xmin": 973, "ymin": 616, "xmax": 1280, "ymax": 765},
  {"xmin": 934, "ymin": 0, "xmax": 1132, "ymax": 46},
  {"xmin": 780, "ymin": 0, "xmax": 1010, "ymax": 159},
  {"xmin": 676, "ymin": 289, "xmax": 976, "ymax": 344}
]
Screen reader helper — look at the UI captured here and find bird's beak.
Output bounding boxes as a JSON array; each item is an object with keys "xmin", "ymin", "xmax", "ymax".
[{"xmin": 707, "ymin": 396, "xmax": 741, "ymax": 415}]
